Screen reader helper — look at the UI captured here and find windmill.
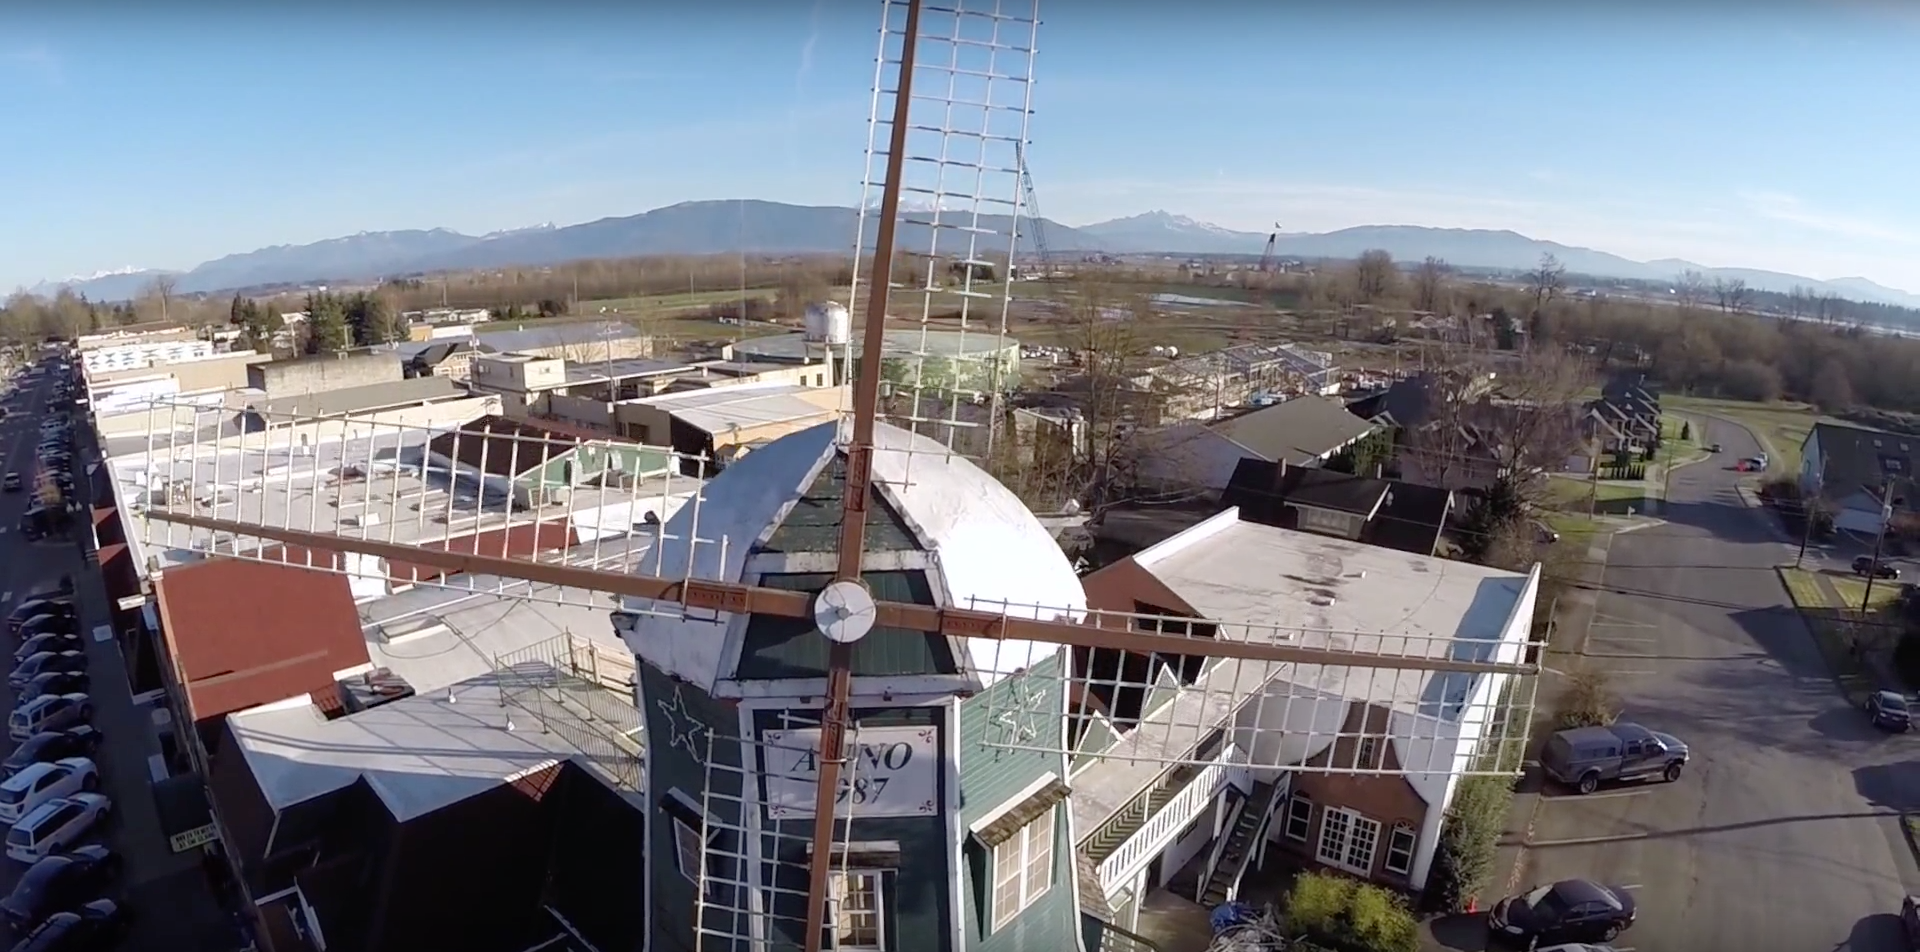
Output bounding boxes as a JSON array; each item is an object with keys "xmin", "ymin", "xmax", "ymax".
[{"xmin": 121, "ymin": 1, "xmax": 1541, "ymax": 950}]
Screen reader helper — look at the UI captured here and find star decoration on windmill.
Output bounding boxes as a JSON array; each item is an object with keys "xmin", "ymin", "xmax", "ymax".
[
  {"xmin": 991, "ymin": 675, "xmax": 1049, "ymax": 746},
  {"xmin": 657, "ymin": 684, "xmax": 709, "ymax": 756}
]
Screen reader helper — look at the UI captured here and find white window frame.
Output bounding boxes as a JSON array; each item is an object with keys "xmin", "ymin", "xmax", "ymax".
[
  {"xmin": 1356, "ymin": 737, "xmax": 1379, "ymax": 770},
  {"xmin": 826, "ymin": 869, "xmax": 887, "ymax": 951},
  {"xmin": 1384, "ymin": 823, "xmax": 1417, "ymax": 876},
  {"xmin": 1284, "ymin": 794, "xmax": 1313, "ymax": 842},
  {"xmin": 1316, "ymin": 808, "xmax": 1381, "ymax": 877},
  {"xmin": 989, "ymin": 807, "xmax": 1056, "ymax": 931}
]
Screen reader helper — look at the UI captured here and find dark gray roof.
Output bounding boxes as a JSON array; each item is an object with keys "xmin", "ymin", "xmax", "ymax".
[
  {"xmin": 1809, "ymin": 421, "xmax": 1920, "ymax": 490},
  {"xmin": 1221, "ymin": 460, "xmax": 1453, "ymax": 556},
  {"xmin": 1209, "ymin": 395, "xmax": 1377, "ymax": 464}
]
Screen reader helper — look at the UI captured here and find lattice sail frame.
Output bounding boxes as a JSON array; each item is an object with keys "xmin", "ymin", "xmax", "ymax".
[
  {"xmin": 841, "ymin": 0, "xmax": 1037, "ymax": 466},
  {"xmin": 117, "ymin": 396, "xmax": 1539, "ymax": 783}
]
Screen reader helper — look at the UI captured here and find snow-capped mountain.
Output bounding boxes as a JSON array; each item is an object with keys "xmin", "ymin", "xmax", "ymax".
[
  {"xmin": 21, "ymin": 201, "xmax": 1920, "ymax": 309},
  {"xmin": 26, "ymin": 266, "xmax": 174, "ymax": 301},
  {"xmin": 1075, "ymin": 210, "xmax": 1266, "ymax": 253}
]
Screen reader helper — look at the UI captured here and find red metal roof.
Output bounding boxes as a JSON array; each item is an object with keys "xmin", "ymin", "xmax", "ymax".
[{"xmin": 154, "ymin": 558, "xmax": 372, "ymax": 724}]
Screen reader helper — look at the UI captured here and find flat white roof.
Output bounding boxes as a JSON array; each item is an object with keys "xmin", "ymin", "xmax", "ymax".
[
  {"xmin": 1133, "ymin": 511, "xmax": 1527, "ymax": 720},
  {"xmin": 1070, "ymin": 511, "xmax": 1531, "ymax": 833},
  {"xmin": 230, "ymin": 674, "xmax": 599, "ymax": 821},
  {"xmin": 627, "ymin": 383, "xmax": 845, "ymax": 436},
  {"xmin": 357, "ymin": 554, "xmax": 642, "ymax": 694}
]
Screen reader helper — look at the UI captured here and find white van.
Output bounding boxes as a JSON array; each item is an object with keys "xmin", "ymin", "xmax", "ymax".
[
  {"xmin": 7, "ymin": 695, "xmax": 90, "ymax": 742},
  {"xmin": 5, "ymin": 792, "xmax": 109, "ymax": 863},
  {"xmin": 0, "ymin": 758, "xmax": 97, "ymax": 823}
]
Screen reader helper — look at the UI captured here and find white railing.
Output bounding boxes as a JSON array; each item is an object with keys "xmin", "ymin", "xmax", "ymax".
[{"xmin": 1096, "ymin": 742, "xmax": 1240, "ymax": 894}]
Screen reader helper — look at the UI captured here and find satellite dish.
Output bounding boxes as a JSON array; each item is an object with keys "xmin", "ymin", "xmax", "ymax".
[{"xmin": 812, "ymin": 579, "xmax": 878, "ymax": 645}]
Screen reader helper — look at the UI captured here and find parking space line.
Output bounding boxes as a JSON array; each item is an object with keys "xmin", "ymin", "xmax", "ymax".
[
  {"xmin": 1598, "ymin": 667, "xmax": 1658, "ymax": 676},
  {"xmin": 0, "ymin": 591, "xmax": 8, "ymax": 603},
  {"xmin": 1549, "ymin": 788, "xmax": 1653, "ymax": 801}
]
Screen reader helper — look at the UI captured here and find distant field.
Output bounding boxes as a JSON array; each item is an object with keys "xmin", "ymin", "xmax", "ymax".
[
  {"xmin": 1663, "ymin": 396, "xmax": 1821, "ymax": 474},
  {"xmin": 578, "ymin": 288, "xmax": 781, "ymax": 314}
]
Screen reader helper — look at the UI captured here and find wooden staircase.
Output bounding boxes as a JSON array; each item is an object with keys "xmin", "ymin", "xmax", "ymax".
[
  {"xmin": 1199, "ymin": 780, "xmax": 1281, "ymax": 908},
  {"xmin": 1084, "ymin": 760, "xmax": 1202, "ymax": 867}
]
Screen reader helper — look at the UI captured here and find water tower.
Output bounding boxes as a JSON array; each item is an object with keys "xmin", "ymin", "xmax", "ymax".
[
  {"xmin": 801, "ymin": 302, "xmax": 852, "ymax": 385},
  {"xmin": 802, "ymin": 301, "xmax": 852, "ymax": 346}
]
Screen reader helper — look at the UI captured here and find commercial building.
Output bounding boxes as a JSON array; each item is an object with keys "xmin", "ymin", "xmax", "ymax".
[{"xmin": 1073, "ymin": 511, "xmax": 1536, "ymax": 926}]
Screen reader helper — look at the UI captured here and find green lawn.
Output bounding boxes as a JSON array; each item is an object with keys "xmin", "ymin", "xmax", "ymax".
[
  {"xmin": 1778, "ymin": 566, "xmax": 1879, "ymax": 703},
  {"xmin": 1663, "ymin": 396, "xmax": 1820, "ymax": 475}
]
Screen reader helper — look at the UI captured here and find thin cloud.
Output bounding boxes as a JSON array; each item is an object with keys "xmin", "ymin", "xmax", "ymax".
[
  {"xmin": 1739, "ymin": 190, "xmax": 1916, "ymax": 244},
  {"xmin": 1, "ymin": 44, "xmax": 63, "ymax": 87}
]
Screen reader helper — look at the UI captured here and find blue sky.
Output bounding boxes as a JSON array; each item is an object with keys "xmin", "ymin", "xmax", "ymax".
[{"xmin": 2, "ymin": 1, "xmax": 1917, "ymax": 292}]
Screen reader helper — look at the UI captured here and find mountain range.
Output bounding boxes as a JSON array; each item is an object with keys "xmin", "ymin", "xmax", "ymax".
[{"xmin": 23, "ymin": 201, "xmax": 1920, "ymax": 310}]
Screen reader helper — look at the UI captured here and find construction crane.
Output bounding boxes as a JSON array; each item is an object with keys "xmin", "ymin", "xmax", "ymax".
[
  {"xmin": 1256, "ymin": 221, "xmax": 1282, "ymax": 273},
  {"xmin": 1014, "ymin": 142, "xmax": 1051, "ymax": 278}
]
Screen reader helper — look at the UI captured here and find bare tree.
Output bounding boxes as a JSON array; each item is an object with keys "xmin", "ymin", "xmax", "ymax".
[
  {"xmin": 1527, "ymin": 253, "xmax": 1566, "ymax": 310},
  {"xmin": 1353, "ymin": 249, "xmax": 1398, "ymax": 304},
  {"xmin": 146, "ymin": 274, "xmax": 178, "ymax": 324},
  {"xmin": 1711, "ymin": 277, "xmax": 1750, "ymax": 313},
  {"xmin": 1413, "ymin": 256, "xmax": 1449, "ymax": 313},
  {"xmin": 1674, "ymin": 270, "xmax": 1708, "ymax": 312},
  {"xmin": 1481, "ymin": 347, "xmax": 1596, "ymax": 487},
  {"xmin": 1786, "ymin": 285, "xmax": 1810, "ymax": 321}
]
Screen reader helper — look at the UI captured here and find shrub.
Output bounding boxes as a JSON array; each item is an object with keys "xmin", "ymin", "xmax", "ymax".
[
  {"xmin": 1558, "ymin": 669, "xmax": 1620, "ymax": 729},
  {"xmin": 1284, "ymin": 871, "xmax": 1419, "ymax": 952},
  {"xmin": 1423, "ymin": 773, "xmax": 1511, "ymax": 914}
]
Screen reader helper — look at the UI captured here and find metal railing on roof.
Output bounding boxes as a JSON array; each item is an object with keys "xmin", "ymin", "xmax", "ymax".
[{"xmin": 492, "ymin": 632, "xmax": 644, "ymax": 793}]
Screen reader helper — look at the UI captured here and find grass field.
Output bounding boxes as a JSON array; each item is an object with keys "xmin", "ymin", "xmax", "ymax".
[
  {"xmin": 1664, "ymin": 396, "xmax": 1821, "ymax": 475},
  {"xmin": 578, "ymin": 288, "xmax": 783, "ymax": 314}
]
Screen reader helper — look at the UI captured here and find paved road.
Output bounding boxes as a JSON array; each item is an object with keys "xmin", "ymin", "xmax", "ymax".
[
  {"xmin": 1519, "ymin": 416, "xmax": 1920, "ymax": 951},
  {"xmin": 0, "ymin": 363, "xmax": 239, "ymax": 950}
]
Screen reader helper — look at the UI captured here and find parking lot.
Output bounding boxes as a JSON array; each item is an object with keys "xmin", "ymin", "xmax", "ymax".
[{"xmin": 0, "ymin": 361, "xmax": 238, "ymax": 951}]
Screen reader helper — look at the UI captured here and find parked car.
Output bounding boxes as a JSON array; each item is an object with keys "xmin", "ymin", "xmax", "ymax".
[
  {"xmin": 0, "ymin": 761, "xmax": 98, "ymax": 825},
  {"xmin": 1540, "ymin": 722, "xmax": 1690, "ymax": 795},
  {"xmin": 5, "ymin": 794, "xmax": 111, "ymax": 864},
  {"xmin": 1901, "ymin": 894, "xmax": 1920, "ymax": 951},
  {"xmin": 8, "ymin": 697, "xmax": 92, "ymax": 743},
  {"xmin": 1869, "ymin": 691, "xmax": 1913, "ymax": 732},
  {"xmin": 9, "ymin": 654, "xmax": 85, "ymax": 690},
  {"xmin": 0, "ymin": 730, "xmax": 100, "ymax": 780},
  {"xmin": 13, "ymin": 675, "xmax": 89, "ymax": 709},
  {"xmin": 1, "ymin": 473, "xmax": 18, "ymax": 493},
  {"xmin": 12, "ymin": 612, "xmax": 75, "ymax": 641},
  {"xmin": 0, "ymin": 846, "xmax": 118, "ymax": 930},
  {"xmin": 5, "ymin": 898, "xmax": 124, "ymax": 952},
  {"xmin": 1488, "ymin": 879, "xmax": 1637, "ymax": 946},
  {"xmin": 13, "ymin": 634, "xmax": 79, "ymax": 666},
  {"xmin": 1855, "ymin": 556, "xmax": 1900, "ymax": 580},
  {"xmin": 5, "ymin": 599, "xmax": 71, "ymax": 635}
]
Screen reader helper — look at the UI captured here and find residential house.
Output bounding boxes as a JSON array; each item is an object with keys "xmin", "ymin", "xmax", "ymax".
[
  {"xmin": 1800, "ymin": 421, "xmax": 1920, "ymax": 534},
  {"xmin": 1588, "ymin": 374, "xmax": 1661, "ymax": 452},
  {"xmin": 1351, "ymin": 374, "xmax": 1585, "ymax": 493},
  {"xmin": 1133, "ymin": 395, "xmax": 1379, "ymax": 494},
  {"xmin": 1071, "ymin": 512, "xmax": 1538, "ymax": 928},
  {"xmin": 1220, "ymin": 459, "xmax": 1455, "ymax": 556},
  {"xmin": 404, "ymin": 340, "xmax": 478, "ymax": 382}
]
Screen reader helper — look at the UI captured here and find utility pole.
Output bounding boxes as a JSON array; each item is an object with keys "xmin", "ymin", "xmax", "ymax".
[
  {"xmin": 1861, "ymin": 484, "xmax": 1900, "ymax": 614},
  {"xmin": 1796, "ymin": 462, "xmax": 1824, "ymax": 568}
]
